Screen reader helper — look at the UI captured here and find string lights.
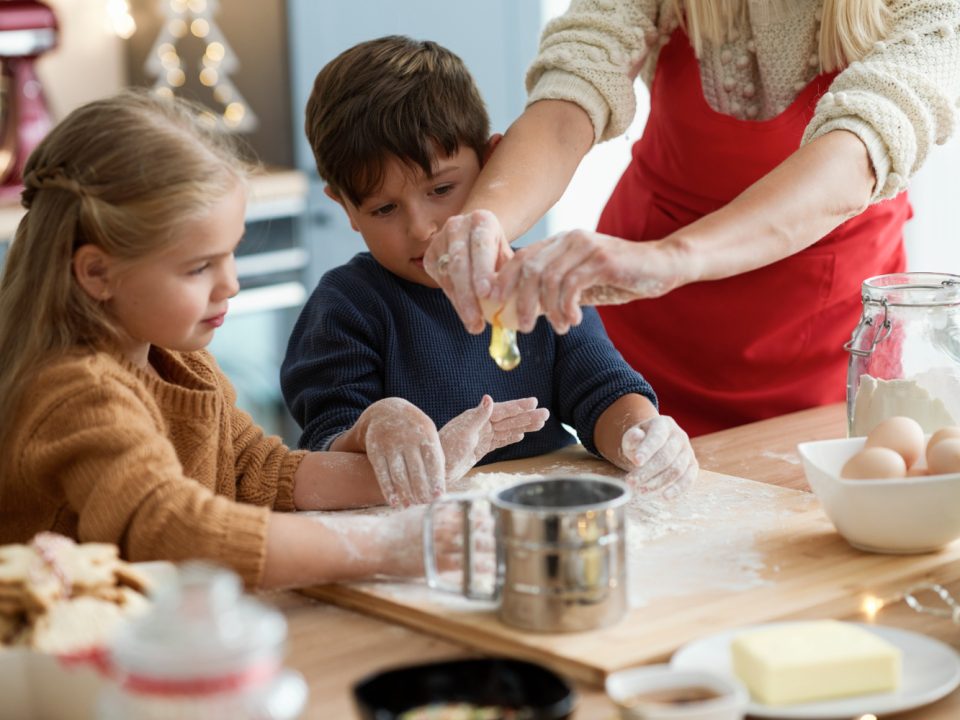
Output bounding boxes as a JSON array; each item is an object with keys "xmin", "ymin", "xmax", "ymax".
[
  {"xmin": 106, "ymin": 0, "xmax": 136, "ymax": 39},
  {"xmin": 144, "ymin": 0, "xmax": 257, "ymax": 132}
]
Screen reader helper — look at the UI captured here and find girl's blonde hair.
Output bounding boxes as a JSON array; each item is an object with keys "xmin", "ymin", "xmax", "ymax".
[
  {"xmin": 675, "ymin": 0, "xmax": 890, "ymax": 71},
  {"xmin": 0, "ymin": 89, "xmax": 248, "ymax": 452}
]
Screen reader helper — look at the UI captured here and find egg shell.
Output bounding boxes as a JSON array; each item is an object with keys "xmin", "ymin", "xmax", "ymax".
[
  {"xmin": 927, "ymin": 437, "xmax": 960, "ymax": 475},
  {"xmin": 926, "ymin": 426, "xmax": 960, "ymax": 459},
  {"xmin": 864, "ymin": 416, "xmax": 925, "ymax": 467},
  {"xmin": 479, "ymin": 296, "xmax": 521, "ymax": 330},
  {"xmin": 840, "ymin": 446, "xmax": 908, "ymax": 480}
]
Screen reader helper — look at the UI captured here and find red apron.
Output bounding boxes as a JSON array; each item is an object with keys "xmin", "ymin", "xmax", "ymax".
[{"xmin": 597, "ymin": 30, "xmax": 910, "ymax": 436}]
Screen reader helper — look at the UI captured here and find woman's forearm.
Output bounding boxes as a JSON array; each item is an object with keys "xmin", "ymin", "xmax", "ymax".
[
  {"xmin": 669, "ymin": 130, "xmax": 876, "ymax": 284},
  {"xmin": 467, "ymin": 99, "xmax": 595, "ymax": 241}
]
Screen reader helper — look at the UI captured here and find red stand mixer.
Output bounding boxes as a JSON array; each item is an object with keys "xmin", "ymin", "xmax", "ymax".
[{"xmin": 0, "ymin": 0, "xmax": 57, "ymax": 200}]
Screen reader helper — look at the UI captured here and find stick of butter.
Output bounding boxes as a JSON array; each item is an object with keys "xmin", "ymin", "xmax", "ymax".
[{"xmin": 731, "ymin": 620, "xmax": 901, "ymax": 705}]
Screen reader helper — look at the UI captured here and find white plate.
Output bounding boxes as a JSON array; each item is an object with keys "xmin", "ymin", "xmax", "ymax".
[{"xmin": 671, "ymin": 622, "xmax": 960, "ymax": 719}]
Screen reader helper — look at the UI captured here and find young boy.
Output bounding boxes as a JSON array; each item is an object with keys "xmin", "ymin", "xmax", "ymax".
[{"xmin": 282, "ymin": 35, "xmax": 697, "ymax": 493}]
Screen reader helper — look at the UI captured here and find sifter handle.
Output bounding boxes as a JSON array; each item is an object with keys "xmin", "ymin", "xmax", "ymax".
[{"xmin": 422, "ymin": 492, "xmax": 496, "ymax": 601}]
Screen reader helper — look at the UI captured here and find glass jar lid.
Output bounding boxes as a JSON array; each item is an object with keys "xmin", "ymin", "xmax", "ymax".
[
  {"xmin": 110, "ymin": 562, "xmax": 286, "ymax": 681},
  {"xmin": 862, "ymin": 272, "xmax": 960, "ymax": 307}
]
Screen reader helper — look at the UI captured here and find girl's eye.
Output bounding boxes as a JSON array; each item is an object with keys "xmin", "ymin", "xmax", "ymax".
[
  {"xmin": 189, "ymin": 263, "xmax": 210, "ymax": 276},
  {"xmin": 371, "ymin": 203, "xmax": 396, "ymax": 217},
  {"xmin": 433, "ymin": 183, "xmax": 454, "ymax": 197}
]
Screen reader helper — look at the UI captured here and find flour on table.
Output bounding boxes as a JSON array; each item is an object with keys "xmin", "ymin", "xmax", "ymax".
[
  {"xmin": 303, "ymin": 467, "xmax": 814, "ymax": 611},
  {"xmin": 625, "ymin": 477, "xmax": 795, "ymax": 607},
  {"xmin": 760, "ymin": 450, "xmax": 800, "ymax": 465}
]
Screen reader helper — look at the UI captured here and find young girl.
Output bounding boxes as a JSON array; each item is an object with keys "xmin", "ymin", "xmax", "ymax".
[{"xmin": 0, "ymin": 91, "xmax": 540, "ymax": 589}]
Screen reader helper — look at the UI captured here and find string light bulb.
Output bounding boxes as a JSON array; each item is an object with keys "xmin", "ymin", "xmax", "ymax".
[
  {"xmin": 860, "ymin": 594, "xmax": 884, "ymax": 621},
  {"xmin": 143, "ymin": 0, "xmax": 258, "ymax": 133},
  {"xmin": 107, "ymin": 0, "xmax": 136, "ymax": 39}
]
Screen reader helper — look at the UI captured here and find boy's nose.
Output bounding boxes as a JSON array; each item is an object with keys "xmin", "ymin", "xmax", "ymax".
[{"xmin": 408, "ymin": 209, "xmax": 439, "ymax": 243}]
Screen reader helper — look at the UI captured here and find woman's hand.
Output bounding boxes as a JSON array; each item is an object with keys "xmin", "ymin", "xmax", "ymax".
[
  {"xmin": 620, "ymin": 415, "xmax": 698, "ymax": 499},
  {"xmin": 356, "ymin": 397, "xmax": 445, "ymax": 508},
  {"xmin": 424, "ymin": 209, "xmax": 514, "ymax": 334},
  {"xmin": 491, "ymin": 230, "xmax": 689, "ymax": 334},
  {"xmin": 439, "ymin": 395, "xmax": 549, "ymax": 482}
]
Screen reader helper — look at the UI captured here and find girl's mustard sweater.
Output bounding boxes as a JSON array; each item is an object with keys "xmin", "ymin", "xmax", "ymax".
[{"xmin": 0, "ymin": 347, "xmax": 306, "ymax": 587}]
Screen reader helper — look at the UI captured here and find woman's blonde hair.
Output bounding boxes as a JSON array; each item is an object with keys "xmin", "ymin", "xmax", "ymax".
[
  {"xmin": 0, "ymin": 89, "xmax": 248, "ymax": 452},
  {"xmin": 675, "ymin": 0, "xmax": 890, "ymax": 71}
]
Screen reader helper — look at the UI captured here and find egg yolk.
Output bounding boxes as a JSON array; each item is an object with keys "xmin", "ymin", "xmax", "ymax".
[{"xmin": 489, "ymin": 310, "xmax": 520, "ymax": 371}]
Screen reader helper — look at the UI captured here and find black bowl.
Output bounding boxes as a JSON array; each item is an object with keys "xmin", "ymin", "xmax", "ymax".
[{"xmin": 352, "ymin": 657, "xmax": 577, "ymax": 719}]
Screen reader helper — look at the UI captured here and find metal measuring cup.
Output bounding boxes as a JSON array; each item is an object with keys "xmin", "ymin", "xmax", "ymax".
[{"xmin": 423, "ymin": 475, "xmax": 631, "ymax": 633}]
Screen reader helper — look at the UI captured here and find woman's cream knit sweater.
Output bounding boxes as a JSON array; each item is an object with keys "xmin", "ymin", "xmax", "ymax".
[{"xmin": 527, "ymin": 0, "xmax": 960, "ymax": 202}]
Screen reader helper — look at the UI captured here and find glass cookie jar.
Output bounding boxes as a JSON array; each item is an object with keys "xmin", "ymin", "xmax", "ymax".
[
  {"xmin": 845, "ymin": 273, "xmax": 960, "ymax": 436},
  {"xmin": 98, "ymin": 562, "xmax": 307, "ymax": 720}
]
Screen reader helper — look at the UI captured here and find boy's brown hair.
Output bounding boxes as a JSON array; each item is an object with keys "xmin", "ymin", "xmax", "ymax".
[{"xmin": 305, "ymin": 35, "xmax": 490, "ymax": 206}]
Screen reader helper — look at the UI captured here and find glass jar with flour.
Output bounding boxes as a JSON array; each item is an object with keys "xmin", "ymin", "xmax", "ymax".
[{"xmin": 845, "ymin": 273, "xmax": 960, "ymax": 436}]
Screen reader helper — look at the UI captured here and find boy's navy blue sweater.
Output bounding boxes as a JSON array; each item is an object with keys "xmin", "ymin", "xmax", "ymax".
[{"xmin": 281, "ymin": 252, "xmax": 656, "ymax": 464}]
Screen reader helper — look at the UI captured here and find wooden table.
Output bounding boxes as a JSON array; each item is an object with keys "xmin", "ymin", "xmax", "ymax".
[{"xmin": 270, "ymin": 403, "xmax": 960, "ymax": 718}]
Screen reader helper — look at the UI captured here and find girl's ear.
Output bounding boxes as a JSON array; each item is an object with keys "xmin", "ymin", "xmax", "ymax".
[
  {"xmin": 72, "ymin": 245, "xmax": 115, "ymax": 302},
  {"xmin": 482, "ymin": 133, "xmax": 503, "ymax": 166}
]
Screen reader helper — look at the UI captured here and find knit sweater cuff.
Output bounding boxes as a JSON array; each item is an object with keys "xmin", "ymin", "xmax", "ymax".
[
  {"xmin": 802, "ymin": 115, "xmax": 894, "ymax": 204},
  {"xmin": 274, "ymin": 450, "xmax": 307, "ymax": 512},
  {"xmin": 223, "ymin": 503, "xmax": 271, "ymax": 588},
  {"xmin": 527, "ymin": 69, "xmax": 611, "ymax": 144}
]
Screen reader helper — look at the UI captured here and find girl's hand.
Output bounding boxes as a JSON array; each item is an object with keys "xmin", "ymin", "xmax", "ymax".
[
  {"xmin": 491, "ymin": 230, "xmax": 686, "ymax": 334},
  {"xmin": 382, "ymin": 502, "xmax": 495, "ymax": 578},
  {"xmin": 424, "ymin": 209, "xmax": 514, "ymax": 335},
  {"xmin": 357, "ymin": 398, "xmax": 445, "ymax": 508},
  {"xmin": 620, "ymin": 415, "xmax": 698, "ymax": 500},
  {"xmin": 439, "ymin": 395, "xmax": 549, "ymax": 482}
]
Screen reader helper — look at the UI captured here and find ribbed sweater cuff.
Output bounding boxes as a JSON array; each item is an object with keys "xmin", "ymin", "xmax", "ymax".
[
  {"xmin": 527, "ymin": 69, "xmax": 610, "ymax": 144},
  {"xmin": 274, "ymin": 450, "xmax": 307, "ymax": 512},
  {"xmin": 222, "ymin": 503, "xmax": 271, "ymax": 589}
]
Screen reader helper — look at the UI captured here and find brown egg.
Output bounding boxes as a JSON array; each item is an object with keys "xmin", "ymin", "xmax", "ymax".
[
  {"xmin": 840, "ymin": 447, "xmax": 908, "ymax": 480},
  {"xmin": 865, "ymin": 416, "xmax": 925, "ymax": 468},
  {"xmin": 926, "ymin": 426, "xmax": 960, "ymax": 458},
  {"xmin": 926, "ymin": 438, "xmax": 960, "ymax": 475}
]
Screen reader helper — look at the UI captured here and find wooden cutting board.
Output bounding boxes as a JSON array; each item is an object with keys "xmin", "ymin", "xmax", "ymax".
[{"xmin": 300, "ymin": 447, "xmax": 960, "ymax": 686}]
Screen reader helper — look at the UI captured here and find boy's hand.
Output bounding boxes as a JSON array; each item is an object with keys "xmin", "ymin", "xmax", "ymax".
[
  {"xmin": 439, "ymin": 395, "xmax": 549, "ymax": 482},
  {"xmin": 358, "ymin": 398, "xmax": 445, "ymax": 507},
  {"xmin": 621, "ymin": 415, "xmax": 698, "ymax": 499}
]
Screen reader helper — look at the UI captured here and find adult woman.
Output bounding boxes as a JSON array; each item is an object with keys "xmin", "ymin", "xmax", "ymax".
[{"xmin": 425, "ymin": 0, "xmax": 960, "ymax": 436}]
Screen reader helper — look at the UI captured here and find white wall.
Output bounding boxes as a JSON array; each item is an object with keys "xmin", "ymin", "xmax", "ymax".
[
  {"xmin": 540, "ymin": 1, "xmax": 960, "ymax": 275},
  {"xmin": 902, "ymin": 137, "xmax": 960, "ymax": 274}
]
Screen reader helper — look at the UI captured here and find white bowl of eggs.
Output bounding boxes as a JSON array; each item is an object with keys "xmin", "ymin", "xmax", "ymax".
[{"xmin": 797, "ymin": 417, "xmax": 960, "ymax": 554}]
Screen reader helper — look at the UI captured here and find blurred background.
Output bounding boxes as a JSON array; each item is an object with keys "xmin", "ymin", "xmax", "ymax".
[{"xmin": 4, "ymin": 0, "xmax": 956, "ymax": 444}]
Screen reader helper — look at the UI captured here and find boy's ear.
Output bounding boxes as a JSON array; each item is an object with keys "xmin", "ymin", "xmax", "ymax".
[
  {"xmin": 324, "ymin": 184, "xmax": 361, "ymax": 232},
  {"xmin": 323, "ymin": 184, "xmax": 344, "ymax": 207},
  {"xmin": 72, "ymin": 245, "xmax": 115, "ymax": 302},
  {"xmin": 482, "ymin": 133, "xmax": 504, "ymax": 166}
]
